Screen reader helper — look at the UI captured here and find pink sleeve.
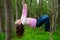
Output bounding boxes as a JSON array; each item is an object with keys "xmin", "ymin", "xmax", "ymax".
[{"xmin": 22, "ymin": 4, "xmax": 27, "ymax": 18}]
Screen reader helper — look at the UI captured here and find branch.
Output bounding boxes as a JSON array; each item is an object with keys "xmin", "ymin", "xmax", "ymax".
[
  {"xmin": 54, "ymin": 5, "xmax": 60, "ymax": 12},
  {"xmin": 46, "ymin": 4, "xmax": 60, "ymax": 14},
  {"xmin": 46, "ymin": 4, "xmax": 54, "ymax": 14}
]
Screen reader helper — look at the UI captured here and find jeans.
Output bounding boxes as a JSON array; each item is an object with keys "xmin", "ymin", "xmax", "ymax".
[{"xmin": 36, "ymin": 15, "xmax": 50, "ymax": 31}]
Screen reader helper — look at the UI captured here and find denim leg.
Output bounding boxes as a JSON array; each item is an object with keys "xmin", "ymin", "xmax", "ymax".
[
  {"xmin": 44, "ymin": 16, "xmax": 50, "ymax": 31},
  {"xmin": 37, "ymin": 15, "xmax": 50, "ymax": 31}
]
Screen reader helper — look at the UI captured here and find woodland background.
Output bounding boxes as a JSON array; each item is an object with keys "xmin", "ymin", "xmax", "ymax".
[{"xmin": 0, "ymin": 0, "xmax": 60, "ymax": 40}]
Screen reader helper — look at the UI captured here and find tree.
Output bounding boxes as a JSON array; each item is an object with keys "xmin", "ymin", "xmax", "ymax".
[
  {"xmin": 50, "ymin": 0, "xmax": 54, "ymax": 40},
  {"xmin": 0, "ymin": 0, "xmax": 5, "ymax": 33},
  {"xmin": 49, "ymin": 0, "xmax": 59, "ymax": 40},
  {"xmin": 40, "ymin": 0, "xmax": 42, "ymax": 16},
  {"xmin": 4, "ymin": 0, "xmax": 12, "ymax": 40},
  {"xmin": 0, "ymin": 9, "xmax": 3, "ymax": 32},
  {"xmin": 16, "ymin": 0, "xmax": 19, "ymax": 20},
  {"xmin": 54, "ymin": 0, "xmax": 58, "ymax": 31}
]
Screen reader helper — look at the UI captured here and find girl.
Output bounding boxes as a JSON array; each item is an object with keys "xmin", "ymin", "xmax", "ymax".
[{"xmin": 15, "ymin": 0, "xmax": 50, "ymax": 37}]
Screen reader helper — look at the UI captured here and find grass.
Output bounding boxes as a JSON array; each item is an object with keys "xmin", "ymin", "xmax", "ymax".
[
  {"xmin": 0, "ymin": 25, "xmax": 60, "ymax": 40},
  {"xmin": 0, "ymin": 32, "xmax": 5, "ymax": 40}
]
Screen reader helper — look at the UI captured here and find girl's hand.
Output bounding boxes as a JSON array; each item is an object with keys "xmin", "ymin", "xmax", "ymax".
[{"xmin": 15, "ymin": 19, "xmax": 22, "ymax": 25}]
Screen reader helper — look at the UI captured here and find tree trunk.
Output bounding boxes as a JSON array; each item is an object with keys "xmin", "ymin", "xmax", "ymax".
[
  {"xmin": 0, "ymin": 0, "xmax": 5, "ymax": 33},
  {"xmin": 40, "ymin": 0, "xmax": 42, "ymax": 16},
  {"xmin": 54, "ymin": 0, "xmax": 58, "ymax": 31},
  {"xmin": 16, "ymin": 0, "xmax": 19, "ymax": 20},
  {"xmin": 4, "ymin": 0, "xmax": 12, "ymax": 40},
  {"xmin": 11, "ymin": 0, "xmax": 15, "ymax": 31},
  {"xmin": 50, "ymin": 0, "xmax": 54, "ymax": 40},
  {"xmin": 0, "ymin": 12, "xmax": 5, "ymax": 33},
  {"xmin": 0, "ymin": 11, "xmax": 2, "ymax": 32}
]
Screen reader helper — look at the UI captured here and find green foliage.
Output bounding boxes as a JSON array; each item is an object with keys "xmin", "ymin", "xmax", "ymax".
[
  {"xmin": 42, "ymin": 0, "xmax": 49, "ymax": 14},
  {"xmin": 26, "ymin": 0, "xmax": 50, "ymax": 17},
  {"xmin": 0, "ymin": 0, "xmax": 3, "ymax": 10},
  {"xmin": 12, "ymin": 0, "xmax": 50, "ymax": 18},
  {"xmin": 0, "ymin": 0, "xmax": 60, "ymax": 40},
  {"xmin": 0, "ymin": 33, "xmax": 5, "ymax": 40},
  {"xmin": 0, "ymin": 26, "xmax": 60, "ymax": 40},
  {"xmin": 12, "ymin": 26, "xmax": 60, "ymax": 40}
]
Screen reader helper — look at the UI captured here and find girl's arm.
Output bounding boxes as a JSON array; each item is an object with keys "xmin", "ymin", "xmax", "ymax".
[
  {"xmin": 21, "ymin": 4, "xmax": 27, "ymax": 25},
  {"xmin": 21, "ymin": 4, "xmax": 27, "ymax": 18}
]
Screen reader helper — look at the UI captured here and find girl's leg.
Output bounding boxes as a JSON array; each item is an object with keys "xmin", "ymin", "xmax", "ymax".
[
  {"xmin": 44, "ymin": 16, "xmax": 50, "ymax": 31},
  {"xmin": 36, "ymin": 15, "xmax": 50, "ymax": 31}
]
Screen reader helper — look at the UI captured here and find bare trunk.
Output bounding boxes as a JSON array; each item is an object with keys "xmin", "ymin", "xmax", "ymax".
[
  {"xmin": 11, "ymin": 1, "xmax": 14, "ymax": 31},
  {"xmin": 0, "ymin": 0, "xmax": 5, "ymax": 33},
  {"xmin": 0, "ymin": 13, "xmax": 5, "ymax": 33},
  {"xmin": 16, "ymin": 0, "xmax": 19, "ymax": 20},
  {"xmin": 54, "ymin": 0, "xmax": 58, "ymax": 31},
  {"xmin": 50, "ymin": 0, "xmax": 54, "ymax": 40},
  {"xmin": 47, "ymin": 0, "xmax": 58, "ymax": 40},
  {"xmin": 0, "ymin": 12, "xmax": 2, "ymax": 32},
  {"xmin": 39, "ymin": 0, "xmax": 42, "ymax": 30},
  {"xmin": 4, "ymin": 0, "xmax": 12, "ymax": 40},
  {"xmin": 40, "ymin": 0, "xmax": 42, "ymax": 16}
]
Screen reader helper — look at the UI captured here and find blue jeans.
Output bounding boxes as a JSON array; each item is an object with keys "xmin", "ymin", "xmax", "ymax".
[{"xmin": 36, "ymin": 15, "xmax": 50, "ymax": 31}]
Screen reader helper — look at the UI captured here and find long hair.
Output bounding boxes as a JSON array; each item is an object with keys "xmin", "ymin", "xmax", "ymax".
[{"xmin": 16, "ymin": 23, "xmax": 24, "ymax": 37}]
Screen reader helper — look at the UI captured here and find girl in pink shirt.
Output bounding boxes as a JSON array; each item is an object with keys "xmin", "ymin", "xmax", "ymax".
[{"xmin": 15, "ymin": 0, "xmax": 50, "ymax": 37}]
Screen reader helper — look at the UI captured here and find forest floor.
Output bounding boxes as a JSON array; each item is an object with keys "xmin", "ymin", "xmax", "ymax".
[{"xmin": 0, "ymin": 25, "xmax": 60, "ymax": 40}]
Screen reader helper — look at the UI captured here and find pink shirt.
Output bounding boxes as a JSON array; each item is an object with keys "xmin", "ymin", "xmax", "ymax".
[
  {"xmin": 27, "ymin": 18, "xmax": 37, "ymax": 28},
  {"xmin": 21, "ymin": 4, "xmax": 37, "ymax": 28}
]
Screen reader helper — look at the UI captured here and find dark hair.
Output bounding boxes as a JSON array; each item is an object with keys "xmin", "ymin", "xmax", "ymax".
[{"xmin": 16, "ymin": 24, "xmax": 24, "ymax": 37}]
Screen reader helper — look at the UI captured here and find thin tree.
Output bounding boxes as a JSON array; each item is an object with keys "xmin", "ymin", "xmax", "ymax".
[
  {"xmin": 0, "ymin": 0, "xmax": 5, "ymax": 33},
  {"xmin": 50, "ymin": 0, "xmax": 54, "ymax": 40},
  {"xmin": 16, "ymin": 0, "xmax": 19, "ymax": 20},
  {"xmin": 4, "ymin": 0, "xmax": 12, "ymax": 40},
  {"xmin": 38, "ymin": 0, "xmax": 42, "ymax": 30},
  {"xmin": 54, "ymin": 0, "xmax": 58, "ymax": 31},
  {"xmin": 0, "ymin": 10, "xmax": 3, "ymax": 32},
  {"xmin": 40, "ymin": 0, "xmax": 42, "ymax": 16}
]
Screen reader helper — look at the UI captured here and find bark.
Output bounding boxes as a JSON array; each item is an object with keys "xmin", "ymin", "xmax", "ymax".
[
  {"xmin": 0, "ymin": 12, "xmax": 5, "ymax": 33},
  {"xmin": 39, "ymin": 0, "xmax": 42, "ymax": 16},
  {"xmin": 54, "ymin": 0, "xmax": 58, "ymax": 31},
  {"xmin": 39, "ymin": 0, "xmax": 42, "ymax": 30},
  {"xmin": 0, "ymin": 0, "xmax": 5, "ymax": 33},
  {"xmin": 0, "ymin": 11, "xmax": 2, "ymax": 32},
  {"xmin": 16, "ymin": 0, "xmax": 19, "ymax": 20},
  {"xmin": 4, "ymin": 0, "xmax": 12, "ymax": 40},
  {"xmin": 50, "ymin": 0, "xmax": 54, "ymax": 40}
]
